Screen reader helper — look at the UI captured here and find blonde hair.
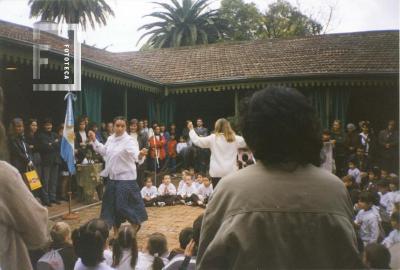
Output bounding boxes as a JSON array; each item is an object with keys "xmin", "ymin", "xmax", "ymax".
[
  {"xmin": 214, "ymin": 118, "xmax": 236, "ymax": 143},
  {"xmin": 51, "ymin": 222, "xmax": 71, "ymax": 245}
]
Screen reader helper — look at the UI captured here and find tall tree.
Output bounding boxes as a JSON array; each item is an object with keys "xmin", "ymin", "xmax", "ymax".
[
  {"xmin": 138, "ymin": 0, "xmax": 227, "ymax": 49},
  {"xmin": 219, "ymin": 0, "xmax": 263, "ymax": 41},
  {"xmin": 29, "ymin": 0, "xmax": 115, "ymax": 31},
  {"xmin": 262, "ymin": 0, "xmax": 322, "ymax": 38}
]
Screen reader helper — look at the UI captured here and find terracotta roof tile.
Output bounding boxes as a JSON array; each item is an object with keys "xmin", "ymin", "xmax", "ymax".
[{"xmin": 0, "ymin": 20, "xmax": 398, "ymax": 85}]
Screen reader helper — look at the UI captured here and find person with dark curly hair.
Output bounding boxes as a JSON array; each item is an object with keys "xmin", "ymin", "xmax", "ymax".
[{"xmin": 197, "ymin": 86, "xmax": 363, "ymax": 269}]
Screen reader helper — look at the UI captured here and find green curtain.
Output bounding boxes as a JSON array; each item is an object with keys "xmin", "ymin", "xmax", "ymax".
[
  {"xmin": 160, "ymin": 96, "xmax": 176, "ymax": 125},
  {"xmin": 82, "ymin": 79, "xmax": 103, "ymax": 125},
  {"xmin": 73, "ymin": 91, "xmax": 83, "ymax": 120},
  {"xmin": 147, "ymin": 97, "xmax": 157, "ymax": 124},
  {"xmin": 306, "ymin": 88, "xmax": 351, "ymax": 129}
]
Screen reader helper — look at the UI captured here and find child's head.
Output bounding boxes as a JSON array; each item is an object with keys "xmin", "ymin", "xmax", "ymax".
[
  {"xmin": 363, "ymin": 243, "xmax": 391, "ymax": 269},
  {"xmin": 147, "ymin": 233, "xmax": 168, "ymax": 270},
  {"xmin": 170, "ymin": 134, "xmax": 175, "ymax": 140},
  {"xmin": 145, "ymin": 177, "xmax": 153, "ymax": 188},
  {"xmin": 179, "ymin": 136, "xmax": 185, "ymax": 143},
  {"xmin": 50, "ymin": 222, "xmax": 71, "ymax": 246},
  {"xmin": 72, "ymin": 219, "xmax": 109, "ymax": 267},
  {"xmin": 355, "ymin": 147, "xmax": 364, "ymax": 157},
  {"xmin": 358, "ymin": 191, "xmax": 374, "ymax": 210},
  {"xmin": 178, "ymin": 227, "xmax": 193, "ymax": 250},
  {"xmin": 185, "ymin": 174, "xmax": 193, "ymax": 185},
  {"xmin": 42, "ymin": 118, "xmax": 53, "ymax": 132},
  {"xmin": 112, "ymin": 225, "xmax": 138, "ymax": 268},
  {"xmin": 348, "ymin": 160, "xmax": 356, "ymax": 170},
  {"xmin": 368, "ymin": 167, "xmax": 381, "ymax": 181},
  {"xmin": 181, "ymin": 170, "xmax": 189, "ymax": 179},
  {"xmin": 196, "ymin": 173, "xmax": 203, "ymax": 183},
  {"xmin": 380, "ymin": 169, "xmax": 388, "ymax": 179},
  {"xmin": 203, "ymin": 177, "xmax": 211, "ymax": 187},
  {"xmin": 342, "ymin": 175, "xmax": 355, "ymax": 188},
  {"xmin": 389, "ymin": 177, "xmax": 399, "ymax": 192},
  {"xmin": 322, "ymin": 129, "xmax": 330, "ymax": 141},
  {"xmin": 391, "ymin": 211, "xmax": 400, "ymax": 230},
  {"xmin": 163, "ymin": 175, "xmax": 171, "ymax": 185},
  {"xmin": 377, "ymin": 179, "xmax": 390, "ymax": 194}
]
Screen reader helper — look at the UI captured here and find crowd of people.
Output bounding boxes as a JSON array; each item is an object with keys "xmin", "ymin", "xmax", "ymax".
[
  {"xmin": 1, "ymin": 84, "xmax": 400, "ymax": 269},
  {"xmin": 31, "ymin": 215, "xmax": 203, "ymax": 270}
]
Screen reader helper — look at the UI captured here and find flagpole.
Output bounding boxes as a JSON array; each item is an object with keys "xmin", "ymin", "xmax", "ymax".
[{"xmin": 62, "ymin": 91, "xmax": 79, "ymax": 220}]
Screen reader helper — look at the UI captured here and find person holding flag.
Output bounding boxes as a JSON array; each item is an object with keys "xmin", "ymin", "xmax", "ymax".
[
  {"xmin": 60, "ymin": 92, "xmax": 76, "ymax": 176},
  {"xmin": 88, "ymin": 116, "xmax": 149, "ymax": 236}
]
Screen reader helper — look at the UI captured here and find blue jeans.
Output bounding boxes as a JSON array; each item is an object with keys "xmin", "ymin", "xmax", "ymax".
[{"xmin": 42, "ymin": 164, "xmax": 59, "ymax": 201}]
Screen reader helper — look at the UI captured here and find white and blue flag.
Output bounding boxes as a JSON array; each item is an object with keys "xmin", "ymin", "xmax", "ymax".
[{"xmin": 61, "ymin": 92, "xmax": 76, "ymax": 174}]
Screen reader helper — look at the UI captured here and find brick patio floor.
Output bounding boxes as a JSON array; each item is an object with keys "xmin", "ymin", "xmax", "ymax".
[{"xmin": 53, "ymin": 204, "xmax": 204, "ymax": 251}]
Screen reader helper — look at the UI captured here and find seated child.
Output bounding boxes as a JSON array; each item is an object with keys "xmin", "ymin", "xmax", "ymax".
[
  {"xmin": 141, "ymin": 177, "xmax": 159, "ymax": 207},
  {"xmin": 382, "ymin": 211, "xmax": 400, "ymax": 249},
  {"xmin": 362, "ymin": 243, "xmax": 391, "ymax": 269},
  {"xmin": 177, "ymin": 175, "xmax": 202, "ymax": 206},
  {"xmin": 194, "ymin": 173, "xmax": 203, "ymax": 189},
  {"xmin": 136, "ymin": 233, "xmax": 169, "ymax": 270},
  {"xmin": 158, "ymin": 175, "xmax": 177, "ymax": 206},
  {"xmin": 177, "ymin": 170, "xmax": 189, "ymax": 194},
  {"xmin": 167, "ymin": 227, "xmax": 193, "ymax": 261},
  {"xmin": 37, "ymin": 222, "xmax": 77, "ymax": 270},
  {"xmin": 72, "ymin": 219, "xmax": 113, "ymax": 270},
  {"xmin": 355, "ymin": 191, "xmax": 381, "ymax": 247},
  {"xmin": 197, "ymin": 177, "xmax": 213, "ymax": 205},
  {"xmin": 348, "ymin": 160, "xmax": 362, "ymax": 185},
  {"xmin": 112, "ymin": 225, "xmax": 138, "ymax": 269}
]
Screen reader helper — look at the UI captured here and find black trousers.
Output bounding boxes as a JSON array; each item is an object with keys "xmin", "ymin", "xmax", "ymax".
[{"xmin": 158, "ymin": 194, "xmax": 176, "ymax": 205}]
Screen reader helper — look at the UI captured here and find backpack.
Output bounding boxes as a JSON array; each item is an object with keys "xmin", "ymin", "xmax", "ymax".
[{"xmin": 37, "ymin": 249, "xmax": 65, "ymax": 270}]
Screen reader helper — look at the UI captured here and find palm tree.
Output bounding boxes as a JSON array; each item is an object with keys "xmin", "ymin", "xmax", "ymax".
[
  {"xmin": 138, "ymin": 0, "xmax": 227, "ymax": 49},
  {"xmin": 29, "ymin": 0, "xmax": 115, "ymax": 31}
]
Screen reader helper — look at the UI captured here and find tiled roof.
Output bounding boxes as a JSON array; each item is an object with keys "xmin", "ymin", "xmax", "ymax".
[{"xmin": 0, "ymin": 20, "xmax": 398, "ymax": 85}]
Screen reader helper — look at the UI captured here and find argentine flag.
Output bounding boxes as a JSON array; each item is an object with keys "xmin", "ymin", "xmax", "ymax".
[{"xmin": 61, "ymin": 92, "xmax": 76, "ymax": 174}]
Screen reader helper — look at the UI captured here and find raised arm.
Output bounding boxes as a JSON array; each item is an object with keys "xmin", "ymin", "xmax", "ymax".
[{"xmin": 187, "ymin": 121, "xmax": 212, "ymax": 149}]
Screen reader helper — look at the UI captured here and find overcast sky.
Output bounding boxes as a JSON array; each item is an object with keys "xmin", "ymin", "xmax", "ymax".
[{"xmin": 0, "ymin": 0, "xmax": 398, "ymax": 52}]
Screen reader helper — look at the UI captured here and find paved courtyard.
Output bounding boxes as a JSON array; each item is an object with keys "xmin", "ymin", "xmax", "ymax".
[{"xmin": 52, "ymin": 204, "xmax": 204, "ymax": 251}]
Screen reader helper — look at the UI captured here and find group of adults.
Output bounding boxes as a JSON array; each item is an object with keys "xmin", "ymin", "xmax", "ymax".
[
  {"xmin": 1, "ymin": 84, "xmax": 394, "ymax": 269},
  {"xmin": 324, "ymin": 118, "xmax": 398, "ymax": 176}
]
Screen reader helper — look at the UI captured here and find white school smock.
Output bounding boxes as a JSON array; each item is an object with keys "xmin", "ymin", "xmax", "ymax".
[
  {"xmin": 74, "ymin": 259, "xmax": 114, "ymax": 270},
  {"xmin": 198, "ymin": 184, "xmax": 213, "ymax": 200},
  {"xmin": 135, "ymin": 252, "xmax": 168, "ymax": 270},
  {"xmin": 355, "ymin": 208, "xmax": 380, "ymax": 245},
  {"xmin": 141, "ymin": 186, "xmax": 158, "ymax": 199},
  {"xmin": 189, "ymin": 129, "xmax": 246, "ymax": 178},
  {"xmin": 92, "ymin": 132, "xmax": 145, "ymax": 180},
  {"xmin": 178, "ymin": 183, "xmax": 198, "ymax": 197},
  {"xmin": 158, "ymin": 183, "xmax": 177, "ymax": 196},
  {"xmin": 382, "ymin": 229, "xmax": 400, "ymax": 248}
]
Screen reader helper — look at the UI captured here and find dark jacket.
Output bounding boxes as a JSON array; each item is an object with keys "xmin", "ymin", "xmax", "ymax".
[
  {"xmin": 75, "ymin": 130, "xmax": 88, "ymax": 164},
  {"xmin": 137, "ymin": 131, "xmax": 149, "ymax": 150},
  {"xmin": 8, "ymin": 135, "xmax": 33, "ymax": 173},
  {"xmin": 378, "ymin": 129, "xmax": 398, "ymax": 158},
  {"xmin": 344, "ymin": 131, "xmax": 360, "ymax": 156},
  {"xmin": 25, "ymin": 132, "xmax": 42, "ymax": 168},
  {"xmin": 37, "ymin": 131, "xmax": 60, "ymax": 166},
  {"xmin": 197, "ymin": 163, "xmax": 363, "ymax": 269},
  {"xmin": 331, "ymin": 130, "xmax": 346, "ymax": 157}
]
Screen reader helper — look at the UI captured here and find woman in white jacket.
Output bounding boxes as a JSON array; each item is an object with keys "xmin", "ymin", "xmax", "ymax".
[
  {"xmin": 188, "ymin": 118, "xmax": 246, "ymax": 188},
  {"xmin": 88, "ymin": 117, "xmax": 148, "ymax": 236}
]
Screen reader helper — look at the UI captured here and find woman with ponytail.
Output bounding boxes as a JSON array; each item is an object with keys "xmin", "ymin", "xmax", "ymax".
[
  {"xmin": 72, "ymin": 219, "xmax": 113, "ymax": 270},
  {"xmin": 188, "ymin": 118, "xmax": 247, "ymax": 188},
  {"xmin": 112, "ymin": 225, "xmax": 138, "ymax": 269},
  {"xmin": 136, "ymin": 233, "xmax": 169, "ymax": 270}
]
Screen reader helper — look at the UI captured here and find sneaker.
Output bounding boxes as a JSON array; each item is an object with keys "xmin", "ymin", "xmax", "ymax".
[
  {"xmin": 159, "ymin": 202, "xmax": 166, "ymax": 207},
  {"xmin": 179, "ymin": 199, "xmax": 186, "ymax": 205},
  {"xmin": 186, "ymin": 201, "xmax": 193, "ymax": 206}
]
